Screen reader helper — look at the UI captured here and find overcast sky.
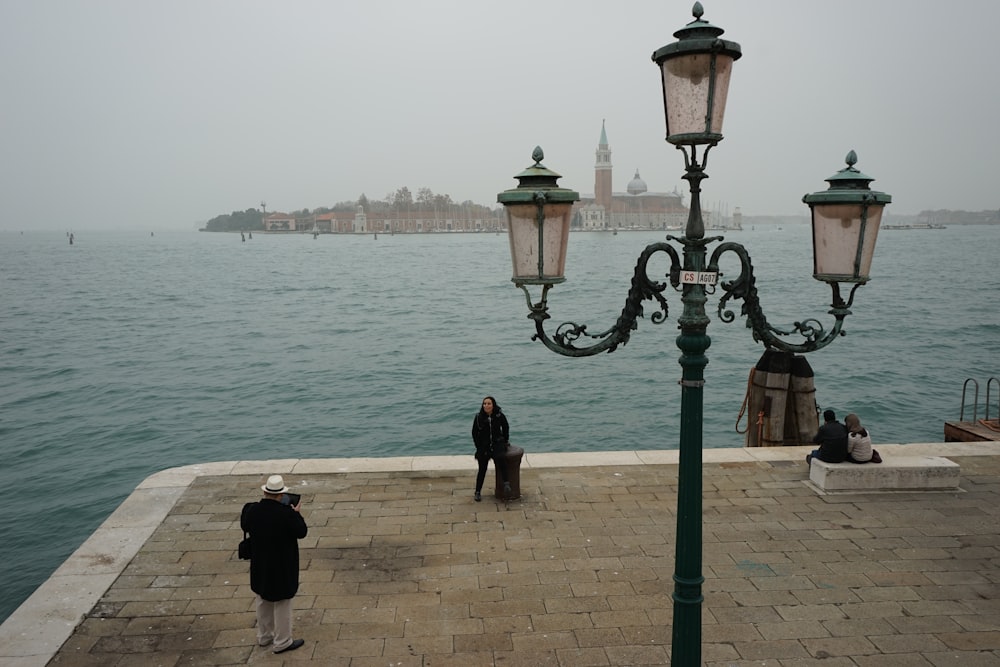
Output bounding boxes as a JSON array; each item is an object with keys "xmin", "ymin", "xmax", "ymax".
[{"xmin": 2, "ymin": 0, "xmax": 997, "ymax": 231}]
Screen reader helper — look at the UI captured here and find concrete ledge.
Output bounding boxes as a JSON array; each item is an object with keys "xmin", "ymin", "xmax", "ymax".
[{"xmin": 809, "ymin": 455, "xmax": 961, "ymax": 491}]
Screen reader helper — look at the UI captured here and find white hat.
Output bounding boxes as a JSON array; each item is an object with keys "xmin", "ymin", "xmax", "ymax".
[{"xmin": 262, "ymin": 475, "xmax": 288, "ymax": 494}]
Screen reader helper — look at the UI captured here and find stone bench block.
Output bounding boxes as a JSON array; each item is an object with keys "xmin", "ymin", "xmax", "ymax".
[{"xmin": 810, "ymin": 456, "xmax": 960, "ymax": 491}]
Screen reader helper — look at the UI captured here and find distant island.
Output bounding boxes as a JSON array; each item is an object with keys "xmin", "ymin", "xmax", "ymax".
[
  {"xmin": 199, "ymin": 190, "xmax": 1000, "ymax": 234},
  {"xmin": 200, "ymin": 188, "xmax": 501, "ymax": 234},
  {"xmin": 739, "ymin": 210, "xmax": 999, "ymax": 228},
  {"xmin": 205, "ymin": 120, "xmax": 996, "ymax": 234}
]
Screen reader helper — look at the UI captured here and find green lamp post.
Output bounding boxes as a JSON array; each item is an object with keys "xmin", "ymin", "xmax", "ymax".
[
  {"xmin": 498, "ymin": 4, "xmax": 890, "ymax": 665},
  {"xmin": 651, "ymin": 9, "xmax": 741, "ymax": 664}
]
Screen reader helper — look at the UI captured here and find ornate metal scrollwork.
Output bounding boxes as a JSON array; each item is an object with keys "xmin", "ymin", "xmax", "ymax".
[
  {"xmin": 707, "ymin": 241, "xmax": 860, "ymax": 353},
  {"xmin": 519, "ymin": 234, "xmax": 866, "ymax": 357},
  {"xmin": 518, "ymin": 242, "xmax": 681, "ymax": 357}
]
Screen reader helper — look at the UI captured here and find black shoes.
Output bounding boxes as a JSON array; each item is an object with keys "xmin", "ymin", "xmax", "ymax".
[
  {"xmin": 474, "ymin": 485, "xmax": 510, "ymax": 502},
  {"xmin": 274, "ymin": 638, "xmax": 304, "ymax": 654},
  {"xmin": 806, "ymin": 454, "xmax": 812, "ymax": 465}
]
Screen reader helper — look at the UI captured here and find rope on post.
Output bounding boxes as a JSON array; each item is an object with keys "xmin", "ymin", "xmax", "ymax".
[{"xmin": 735, "ymin": 367, "xmax": 756, "ymax": 435}]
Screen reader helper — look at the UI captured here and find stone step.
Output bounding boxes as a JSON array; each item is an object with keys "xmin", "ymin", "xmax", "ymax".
[{"xmin": 809, "ymin": 455, "xmax": 960, "ymax": 491}]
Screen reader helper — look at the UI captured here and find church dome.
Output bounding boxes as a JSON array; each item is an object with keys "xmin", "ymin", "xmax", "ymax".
[{"xmin": 627, "ymin": 169, "xmax": 647, "ymax": 195}]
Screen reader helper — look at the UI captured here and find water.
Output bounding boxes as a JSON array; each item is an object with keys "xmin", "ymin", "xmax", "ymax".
[{"xmin": 2, "ymin": 225, "xmax": 998, "ymax": 622}]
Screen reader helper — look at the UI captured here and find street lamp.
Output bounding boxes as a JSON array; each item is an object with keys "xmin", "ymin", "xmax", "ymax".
[
  {"xmin": 497, "ymin": 146, "xmax": 580, "ymax": 287},
  {"xmin": 497, "ymin": 3, "xmax": 890, "ymax": 665}
]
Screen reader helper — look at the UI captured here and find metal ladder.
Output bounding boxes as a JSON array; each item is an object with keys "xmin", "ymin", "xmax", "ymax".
[{"xmin": 959, "ymin": 377, "xmax": 1000, "ymax": 423}]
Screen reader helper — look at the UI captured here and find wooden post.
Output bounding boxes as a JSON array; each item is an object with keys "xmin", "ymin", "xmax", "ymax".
[
  {"xmin": 745, "ymin": 351, "xmax": 819, "ymax": 447},
  {"xmin": 789, "ymin": 355, "xmax": 819, "ymax": 444},
  {"xmin": 761, "ymin": 351, "xmax": 791, "ymax": 447}
]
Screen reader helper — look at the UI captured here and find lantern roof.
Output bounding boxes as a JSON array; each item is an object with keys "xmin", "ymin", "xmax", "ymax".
[
  {"xmin": 497, "ymin": 146, "xmax": 580, "ymax": 205},
  {"xmin": 651, "ymin": 2, "xmax": 742, "ymax": 64},
  {"xmin": 803, "ymin": 151, "xmax": 892, "ymax": 205}
]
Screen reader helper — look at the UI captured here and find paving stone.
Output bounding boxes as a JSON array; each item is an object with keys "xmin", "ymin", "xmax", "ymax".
[
  {"xmin": 754, "ymin": 619, "xmax": 829, "ymax": 640},
  {"xmin": 869, "ymin": 633, "xmax": 949, "ymax": 654},
  {"xmin": 923, "ymin": 651, "xmax": 1000, "ymax": 667},
  {"xmin": 935, "ymin": 631, "xmax": 1000, "ymax": 651}
]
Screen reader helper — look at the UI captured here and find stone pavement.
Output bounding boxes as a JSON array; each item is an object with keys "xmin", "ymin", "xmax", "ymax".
[{"xmin": 3, "ymin": 442, "xmax": 1000, "ymax": 666}]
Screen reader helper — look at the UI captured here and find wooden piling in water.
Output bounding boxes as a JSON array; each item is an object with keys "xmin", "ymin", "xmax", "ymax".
[{"xmin": 745, "ymin": 350, "xmax": 820, "ymax": 447}]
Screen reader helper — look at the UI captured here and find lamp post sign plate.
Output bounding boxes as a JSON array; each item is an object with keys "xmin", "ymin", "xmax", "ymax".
[{"xmin": 681, "ymin": 270, "xmax": 718, "ymax": 285}]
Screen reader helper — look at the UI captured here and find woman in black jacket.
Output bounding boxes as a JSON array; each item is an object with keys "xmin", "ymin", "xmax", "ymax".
[{"xmin": 471, "ymin": 395, "xmax": 511, "ymax": 501}]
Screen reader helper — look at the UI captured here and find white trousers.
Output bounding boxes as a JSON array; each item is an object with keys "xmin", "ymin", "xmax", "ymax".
[{"xmin": 255, "ymin": 595, "xmax": 293, "ymax": 651}]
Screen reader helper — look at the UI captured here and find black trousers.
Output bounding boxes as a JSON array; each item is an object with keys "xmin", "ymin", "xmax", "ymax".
[{"xmin": 475, "ymin": 449, "xmax": 509, "ymax": 492}]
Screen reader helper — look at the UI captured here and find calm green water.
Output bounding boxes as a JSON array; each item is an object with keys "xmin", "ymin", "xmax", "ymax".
[{"xmin": 1, "ymin": 225, "xmax": 998, "ymax": 622}]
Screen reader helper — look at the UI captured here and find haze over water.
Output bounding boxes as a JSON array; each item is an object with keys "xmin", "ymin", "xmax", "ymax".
[{"xmin": 2, "ymin": 225, "xmax": 998, "ymax": 622}]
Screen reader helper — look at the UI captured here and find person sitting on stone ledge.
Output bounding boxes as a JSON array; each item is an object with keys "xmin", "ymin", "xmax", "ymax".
[
  {"xmin": 845, "ymin": 412, "xmax": 877, "ymax": 463},
  {"xmin": 807, "ymin": 409, "xmax": 848, "ymax": 465}
]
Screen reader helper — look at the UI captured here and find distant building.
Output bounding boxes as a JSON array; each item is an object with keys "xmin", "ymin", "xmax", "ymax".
[
  {"xmin": 263, "ymin": 212, "xmax": 296, "ymax": 231},
  {"xmin": 573, "ymin": 121, "xmax": 688, "ymax": 230},
  {"xmin": 260, "ymin": 121, "xmax": 691, "ymax": 234},
  {"xmin": 263, "ymin": 208, "xmax": 504, "ymax": 234}
]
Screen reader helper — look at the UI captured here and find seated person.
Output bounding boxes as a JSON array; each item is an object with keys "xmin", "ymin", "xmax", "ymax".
[
  {"xmin": 844, "ymin": 413, "xmax": 874, "ymax": 463},
  {"xmin": 808, "ymin": 409, "xmax": 848, "ymax": 464}
]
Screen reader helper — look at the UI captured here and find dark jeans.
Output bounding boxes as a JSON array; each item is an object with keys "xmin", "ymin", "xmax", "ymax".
[
  {"xmin": 809, "ymin": 449, "xmax": 846, "ymax": 463},
  {"xmin": 475, "ymin": 450, "xmax": 509, "ymax": 492}
]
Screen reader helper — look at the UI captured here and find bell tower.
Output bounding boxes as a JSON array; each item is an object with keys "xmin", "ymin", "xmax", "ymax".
[{"xmin": 594, "ymin": 120, "xmax": 613, "ymax": 214}]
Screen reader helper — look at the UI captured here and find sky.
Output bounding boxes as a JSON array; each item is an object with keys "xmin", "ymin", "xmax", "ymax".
[{"xmin": 2, "ymin": 0, "xmax": 998, "ymax": 231}]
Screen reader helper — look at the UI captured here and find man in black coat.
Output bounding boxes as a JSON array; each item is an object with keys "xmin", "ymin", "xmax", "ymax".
[
  {"xmin": 808, "ymin": 409, "xmax": 849, "ymax": 464},
  {"xmin": 240, "ymin": 475, "xmax": 308, "ymax": 654}
]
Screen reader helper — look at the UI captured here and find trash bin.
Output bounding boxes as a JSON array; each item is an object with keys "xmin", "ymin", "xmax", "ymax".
[{"xmin": 494, "ymin": 444, "xmax": 524, "ymax": 500}]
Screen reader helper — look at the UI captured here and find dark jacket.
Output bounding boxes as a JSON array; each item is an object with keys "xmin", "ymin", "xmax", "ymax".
[
  {"xmin": 472, "ymin": 409, "xmax": 509, "ymax": 458},
  {"xmin": 813, "ymin": 420, "xmax": 849, "ymax": 463},
  {"xmin": 240, "ymin": 498, "xmax": 308, "ymax": 601}
]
